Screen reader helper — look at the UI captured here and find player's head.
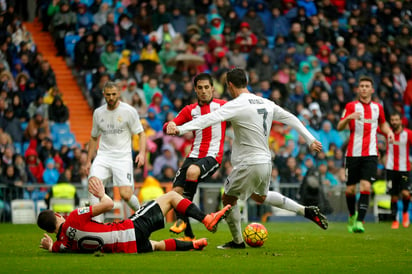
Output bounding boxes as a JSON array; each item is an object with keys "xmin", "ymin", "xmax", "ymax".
[
  {"xmin": 37, "ymin": 210, "xmax": 58, "ymax": 233},
  {"xmin": 357, "ymin": 76, "xmax": 374, "ymax": 100},
  {"xmin": 389, "ymin": 111, "xmax": 402, "ymax": 131},
  {"xmin": 103, "ymin": 81, "xmax": 121, "ymax": 110},
  {"xmin": 226, "ymin": 68, "xmax": 247, "ymax": 89},
  {"xmin": 193, "ymin": 73, "xmax": 214, "ymax": 105}
]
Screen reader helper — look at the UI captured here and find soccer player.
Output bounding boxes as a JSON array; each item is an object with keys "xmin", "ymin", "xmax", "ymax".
[
  {"xmin": 337, "ymin": 76, "xmax": 394, "ymax": 233},
  {"xmin": 37, "ymin": 177, "xmax": 231, "ymax": 253},
  {"xmin": 167, "ymin": 68, "xmax": 327, "ymax": 249},
  {"xmin": 85, "ymin": 81, "xmax": 146, "ymax": 222},
  {"xmin": 383, "ymin": 112, "xmax": 412, "ymax": 229},
  {"xmin": 163, "ymin": 73, "xmax": 226, "ymax": 240}
]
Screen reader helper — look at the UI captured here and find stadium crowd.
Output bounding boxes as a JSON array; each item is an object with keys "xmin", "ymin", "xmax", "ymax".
[{"xmin": 1, "ymin": 0, "xmax": 412, "ymax": 221}]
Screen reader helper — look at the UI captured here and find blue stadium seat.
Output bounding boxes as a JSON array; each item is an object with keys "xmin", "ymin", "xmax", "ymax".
[
  {"xmin": 58, "ymin": 132, "xmax": 77, "ymax": 148},
  {"xmin": 14, "ymin": 142, "xmax": 22, "ymax": 155},
  {"xmin": 20, "ymin": 121, "xmax": 28, "ymax": 131},
  {"xmin": 114, "ymin": 39, "xmax": 125, "ymax": 53},
  {"xmin": 267, "ymin": 36, "xmax": 275, "ymax": 49},
  {"xmin": 64, "ymin": 34, "xmax": 81, "ymax": 60},
  {"xmin": 51, "ymin": 123, "xmax": 71, "ymax": 141},
  {"xmin": 84, "ymin": 72, "xmax": 93, "ymax": 91},
  {"xmin": 81, "ymin": 0, "xmax": 95, "ymax": 6}
]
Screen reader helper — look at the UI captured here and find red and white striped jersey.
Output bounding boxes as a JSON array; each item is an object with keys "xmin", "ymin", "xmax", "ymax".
[
  {"xmin": 341, "ymin": 100, "xmax": 386, "ymax": 157},
  {"xmin": 385, "ymin": 128, "xmax": 412, "ymax": 171},
  {"xmin": 164, "ymin": 99, "xmax": 226, "ymax": 164},
  {"xmin": 52, "ymin": 206, "xmax": 137, "ymax": 253}
]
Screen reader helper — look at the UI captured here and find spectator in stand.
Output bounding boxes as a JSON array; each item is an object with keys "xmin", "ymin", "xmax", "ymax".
[
  {"xmin": 42, "ymin": 157, "xmax": 60, "ymax": 186},
  {"xmin": 152, "ymin": 144, "xmax": 178, "ymax": 179},
  {"xmin": 24, "ymin": 110, "xmax": 50, "ymax": 141},
  {"xmin": 76, "ymin": 4, "xmax": 93, "ymax": 31},
  {"xmin": 3, "ymin": 107, "xmax": 23, "ymax": 144},
  {"xmin": 48, "ymin": 96, "xmax": 69, "ymax": 124},
  {"xmin": 99, "ymin": 12, "xmax": 117, "ymax": 42},
  {"xmin": 100, "ymin": 42, "xmax": 120, "ymax": 76},
  {"xmin": 51, "ymin": 1, "xmax": 76, "ymax": 57},
  {"xmin": 0, "ymin": 164, "xmax": 24, "ymax": 221},
  {"xmin": 34, "ymin": 60, "xmax": 56, "ymax": 95},
  {"xmin": 234, "ymin": 22, "xmax": 258, "ymax": 54}
]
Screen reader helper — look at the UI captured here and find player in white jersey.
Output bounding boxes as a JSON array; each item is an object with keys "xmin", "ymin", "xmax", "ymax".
[
  {"xmin": 85, "ymin": 81, "xmax": 146, "ymax": 221},
  {"xmin": 167, "ymin": 68, "xmax": 327, "ymax": 249}
]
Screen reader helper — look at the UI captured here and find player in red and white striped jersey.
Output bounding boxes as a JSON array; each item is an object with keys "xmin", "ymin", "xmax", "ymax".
[
  {"xmin": 383, "ymin": 112, "xmax": 412, "ymax": 229},
  {"xmin": 163, "ymin": 73, "xmax": 226, "ymax": 240},
  {"xmin": 337, "ymin": 76, "xmax": 394, "ymax": 233},
  {"xmin": 37, "ymin": 177, "xmax": 231, "ymax": 253}
]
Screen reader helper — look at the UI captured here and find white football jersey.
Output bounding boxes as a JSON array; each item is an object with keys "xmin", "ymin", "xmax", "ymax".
[
  {"xmin": 91, "ymin": 101, "xmax": 143, "ymax": 159},
  {"xmin": 178, "ymin": 92, "xmax": 316, "ymax": 166}
]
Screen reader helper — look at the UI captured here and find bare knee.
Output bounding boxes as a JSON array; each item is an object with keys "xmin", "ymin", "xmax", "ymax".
[
  {"xmin": 173, "ymin": 186, "xmax": 184, "ymax": 195},
  {"xmin": 119, "ymin": 186, "xmax": 134, "ymax": 201},
  {"xmin": 186, "ymin": 165, "xmax": 201, "ymax": 181},
  {"xmin": 222, "ymin": 193, "xmax": 238, "ymax": 206},
  {"xmin": 250, "ymin": 193, "xmax": 266, "ymax": 204}
]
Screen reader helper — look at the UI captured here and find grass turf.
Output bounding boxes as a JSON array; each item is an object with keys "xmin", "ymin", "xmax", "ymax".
[{"xmin": 0, "ymin": 221, "xmax": 411, "ymax": 273}]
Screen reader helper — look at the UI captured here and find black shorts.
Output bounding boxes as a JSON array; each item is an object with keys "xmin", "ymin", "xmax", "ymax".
[
  {"xmin": 345, "ymin": 156, "xmax": 378, "ymax": 186},
  {"xmin": 130, "ymin": 200, "xmax": 165, "ymax": 253},
  {"xmin": 386, "ymin": 170, "xmax": 411, "ymax": 195},
  {"xmin": 173, "ymin": 157, "xmax": 220, "ymax": 188}
]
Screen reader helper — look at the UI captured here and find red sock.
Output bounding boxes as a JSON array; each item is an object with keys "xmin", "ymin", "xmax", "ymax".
[
  {"xmin": 164, "ymin": 239, "xmax": 176, "ymax": 251},
  {"xmin": 176, "ymin": 198, "xmax": 192, "ymax": 215}
]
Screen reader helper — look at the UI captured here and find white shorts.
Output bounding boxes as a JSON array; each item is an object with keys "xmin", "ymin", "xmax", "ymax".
[
  {"xmin": 89, "ymin": 155, "xmax": 134, "ymax": 187},
  {"xmin": 224, "ymin": 163, "xmax": 271, "ymax": 200}
]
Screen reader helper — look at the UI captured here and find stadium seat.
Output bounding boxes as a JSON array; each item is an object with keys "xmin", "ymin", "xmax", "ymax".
[
  {"xmin": 51, "ymin": 123, "xmax": 71, "ymax": 140},
  {"xmin": 64, "ymin": 34, "xmax": 81, "ymax": 60},
  {"xmin": 11, "ymin": 199, "xmax": 36, "ymax": 224},
  {"xmin": 372, "ymin": 180, "xmax": 391, "ymax": 222},
  {"xmin": 267, "ymin": 36, "xmax": 275, "ymax": 49},
  {"xmin": 58, "ymin": 132, "xmax": 77, "ymax": 147},
  {"xmin": 14, "ymin": 142, "xmax": 22, "ymax": 155},
  {"xmin": 84, "ymin": 72, "xmax": 93, "ymax": 91},
  {"xmin": 36, "ymin": 200, "xmax": 47, "ymax": 216},
  {"xmin": 114, "ymin": 39, "xmax": 126, "ymax": 53}
]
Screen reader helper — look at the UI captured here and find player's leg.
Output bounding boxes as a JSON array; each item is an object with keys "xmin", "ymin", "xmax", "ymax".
[
  {"xmin": 113, "ymin": 159, "xmax": 140, "ymax": 211},
  {"xmin": 388, "ymin": 170, "xmax": 400, "ymax": 228},
  {"xmin": 88, "ymin": 157, "xmax": 111, "ymax": 222},
  {"xmin": 344, "ymin": 157, "xmax": 359, "ymax": 232},
  {"xmin": 156, "ymin": 191, "xmax": 231, "ymax": 232},
  {"xmin": 401, "ymin": 172, "xmax": 410, "ymax": 227},
  {"xmin": 151, "ymin": 238, "xmax": 208, "ymax": 251},
  {"xmin": 257, "ymin": 191, "xmax": 328, "ymax": 229},
  {"xmin": 218, "ymin": 164, "xmax": 265, "ymax": 249}
]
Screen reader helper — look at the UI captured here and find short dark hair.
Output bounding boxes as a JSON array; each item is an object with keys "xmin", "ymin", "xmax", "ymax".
[
  {"xmin": 226, "ymin": 68, "xmax": 247, "ymax": 88},
  {"xmin": 358, "ymin": 75, "xmax": 374, "ymax": 86},
  {"xmin": 103, "ymin": 81, "xmax": 118, "ymax": 92},
  {"xmin": 37, "ymin": 210, "xmax": 57, "ymax": 233},
  {"xmin": 193, "ymin": 73, "xmax": 213, "ymax": 87},
  {"xmin": 390, "ymin": 111, "xmax": 401, "ymax": 119}
]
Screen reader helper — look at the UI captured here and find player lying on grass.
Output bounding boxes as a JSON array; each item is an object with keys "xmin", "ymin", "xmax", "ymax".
[{"xmin": 37, "ymin": 176, "xmax": 231, "ymax": 253}]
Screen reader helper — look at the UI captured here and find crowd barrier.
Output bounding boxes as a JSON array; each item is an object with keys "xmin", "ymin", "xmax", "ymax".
[{"xmin": 0, "ymin": 181, "xmax": 352, "ymax": 223}]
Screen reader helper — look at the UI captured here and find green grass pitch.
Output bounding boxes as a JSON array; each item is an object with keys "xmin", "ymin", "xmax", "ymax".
[{"xmin": 1, "ymin": 221, "xmax": 411, "ymax": 273}]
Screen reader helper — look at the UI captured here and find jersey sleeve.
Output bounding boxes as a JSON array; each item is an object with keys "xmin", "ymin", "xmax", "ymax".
[
  {"xmin": 177, "ymin": 100, "xmax": 239, "ymax": 135},
  {"xmin": 340, "ymin": 103, "xmax": 353, "ymax": 121},
  {"xmin": 272, "ymin": 104, "xmax": 316, "ymax": 145},
  {"xmin": 129, "ymin": 108, "xmax": 144, "ymax": 135},
  {"xmin": 91, "ymin": 110, "xmax": 100, "ymax": 138},
  {"xmin": 407, "ymin": 129, "xmax": 412, "ymax": 145},
  {"xmin": 377, "ymin": 103, "xmax": 386, "ymax": 124}
]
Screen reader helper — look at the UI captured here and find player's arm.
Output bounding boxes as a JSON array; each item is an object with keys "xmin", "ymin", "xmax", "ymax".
[
  {"xmin": 88, "ymin": 176, "xmax": 114, "ymax": 216},
  {"xmin": 163, "ymin": 106, "xmax": 191, "ymax": 134},
  {"xmin": 379, "ymin": 121, "xmax": 394, "ymax": 143},
  {"xmin": 40, "ymin": 233, "xmax": 53, "ymax": 252},
  {"xmin": 85, "ymin": 135, "xmax": 98, "ymax": 174},
  {"xmin": 273, "ymin": 106, "xmax": 322, "ymax": 152},
  {"xmin": 175, "ymin": 103, "xmax": 236, "ymax": 135},
  {"xmin": 134, "ymin": 130, "xmax": 146, "ymax": 168},
  {"xmin": 337, "ymin": 105, "xmax": 361, "ymax": 131}
]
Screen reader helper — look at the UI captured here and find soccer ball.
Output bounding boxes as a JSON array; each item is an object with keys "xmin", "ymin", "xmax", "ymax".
[{"xmin": 242, "ymin": 222, "xmax": 268, "ymax": 247}]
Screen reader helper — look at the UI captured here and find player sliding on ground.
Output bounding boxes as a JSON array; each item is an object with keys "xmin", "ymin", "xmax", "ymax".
[{"xmin": 37, "ymin": 177, "xmax": 231, "ymax": 253}]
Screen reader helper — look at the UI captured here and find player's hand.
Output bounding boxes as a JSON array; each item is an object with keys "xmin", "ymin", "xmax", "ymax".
[
  {"xmin": 387, "ymin": 130, "xmax": 395, "ymax": 144},
  {"xmin": 309, "ymin": 140, "xmax": 322, "ymax": 153},
  {"xmin": 350, "ymin": 112, "xmax": 362, "ymax": 120},
  {"xmin": 82, "ymin": 162, "xmax": 91, "ymax": 175},
  {"xmin": 135, "ymin": 152, "xmax": 145, "ymax": 168},
  {"xmin": 40, "ymin": 233, "xmax": 53, "ymax": 251},
  {"xmin": 88, "ymin": 176, "xmax": 105, "ymax": 199},
  {"xmin": 166, "ymin": 122, "xmax": 179, "ymax": 135}
]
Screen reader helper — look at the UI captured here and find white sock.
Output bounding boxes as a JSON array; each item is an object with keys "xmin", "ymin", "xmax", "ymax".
[
  {"xmin": 225, "ymin": 204, "xmax": 243, "ymax": 244},
  {"xmin": 264, "ymin": 191, "xmax": 305, "ymax": 216},
  {"xmin": 126, "ymin": 195, "xmax": 140, "ymax": 211},
  {"xmin": 88, "ymin": 192, "xmax": 104, "ymax": 222}
]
